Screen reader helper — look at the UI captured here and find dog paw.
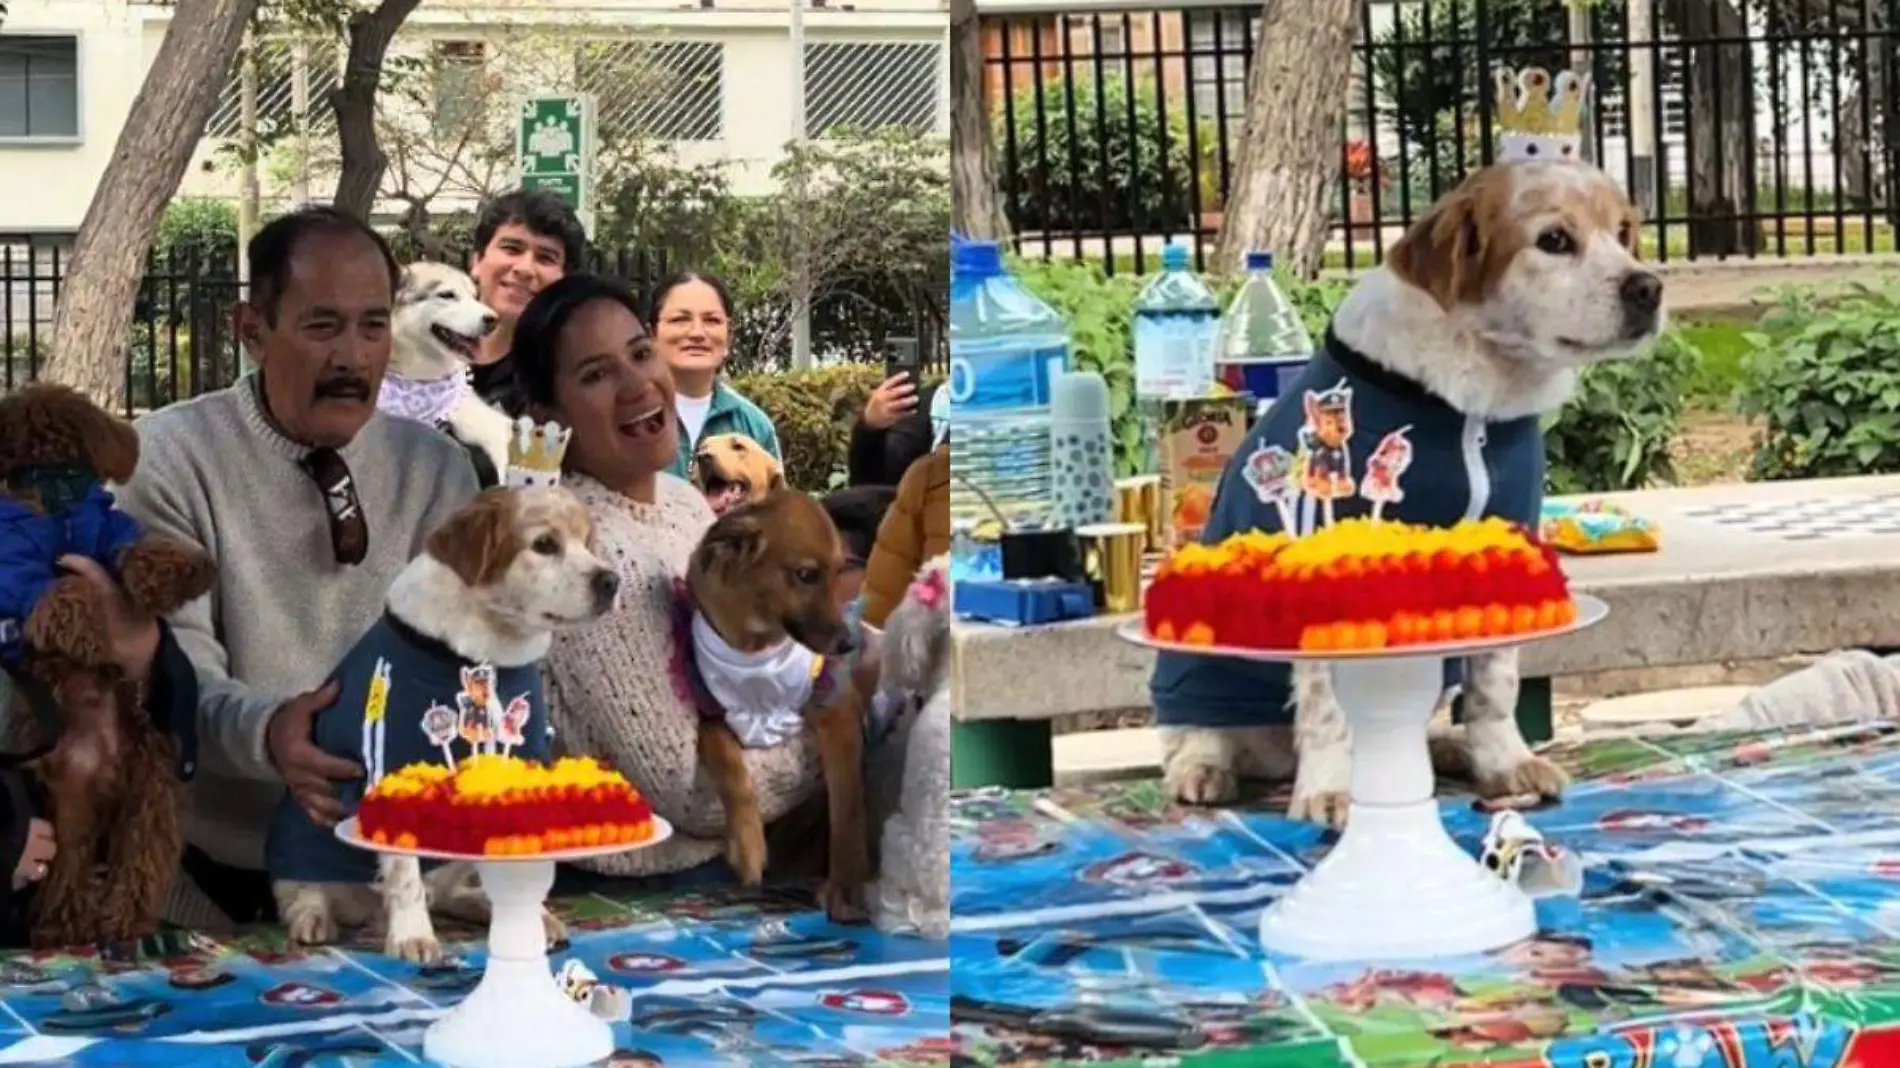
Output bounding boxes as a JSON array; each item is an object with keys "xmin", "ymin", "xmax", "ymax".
[
  {"xmin": 285, "ymin": 907, "xmax": 338, "ymax": 947},
  {"xmin": 1166, "ymin": 762, "xmax": 1238, "ymax": 806},
  {"xmin": 1289, "ymin": 745, "xmax": 1352, "ymax": 829},
  {"xmin": 726, "ymin": 823, "xmax": 767, "ymax": 887},
  {"xmin": 1477, "ymin": 754, "xmax": 1569, "ymax": 801},
  {"xmin": 387, "ymin": 933, "xmax": 443, "ymax": 965},
  {"xmin": 542, "ymin": 908, "xmax": 568, "ymax": 950},
  {"xmin": 822, "ymin": 880, "xmax": 871, "ymax": 925},
  {"xmin": 119, "ymin": 539, "xmax": 215, "ymax": 615},
  {"xmin": 1287, "ymin": 787, "xmax": 1352, "ymax": 829}
]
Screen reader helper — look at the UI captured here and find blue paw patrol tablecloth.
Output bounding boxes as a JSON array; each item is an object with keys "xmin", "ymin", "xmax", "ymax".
[
  {"xmin": 951, "ymin": 722, "xmax": 1900, "ymax": 1067},
  {"xmin": 0, "ymin": 886, "xmax": 948, "ymax": 1066}
]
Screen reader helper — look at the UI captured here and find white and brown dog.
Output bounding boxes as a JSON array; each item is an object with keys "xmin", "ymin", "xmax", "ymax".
[
  {"xmin": 1151, "ymin": 159, "xmax": 1665, "ymax": 826},
  {"xmin": 265, "ymin": 486, "xmax": 621, "ymax": 962},
  {"xmin": 382, "ymin": 262, "xmax": 515, "ymax": 479}
]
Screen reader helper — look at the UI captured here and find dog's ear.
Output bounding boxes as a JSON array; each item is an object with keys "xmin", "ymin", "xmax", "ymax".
[
  {"xmin": 397, "ymin": 265, "xmax": 419, "ymax": 298},
  {"xmin": 695, "ymin": 507, "xmax": 769, "ymax": 577},
  {"xmin": 764, "ymin": 461, "xmax": 786, "ymax": 493},
  {"xmin": 425, "ymin": 490, "xmax": 518, "ymax": 587},
  {"xmin": 75, "ymin": 395, "xmax": 141, "ymax": 484},
  {"xmin": 1387, "ymin": 186, "xmax": 1486, "ymax": 310}
]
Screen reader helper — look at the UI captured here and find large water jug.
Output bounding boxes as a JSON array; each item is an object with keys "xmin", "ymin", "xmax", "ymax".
[
  {"xmin": 1132, "ymin": 243, "xmax": 1220, "ymax": 471},
  {"xmin": 947, "ymin": 239, "xmax": 1072, "ymax": 552},
  {"xmin": 1216, "ymin": 250, "xmax": 1314, "ymax": 415}
]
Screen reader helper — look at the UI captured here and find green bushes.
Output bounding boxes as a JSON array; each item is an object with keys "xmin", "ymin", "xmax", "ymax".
[{"xmin": 1740, "ymin": 282, "xmax": 1900, "ymax": 480}]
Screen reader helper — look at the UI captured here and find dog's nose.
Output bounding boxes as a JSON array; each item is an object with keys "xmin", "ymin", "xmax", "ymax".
[
  {"xmin": 1619, "ymin": 271, "xmax": 1663, "ymax": 315},
  {"xmin": 480, "ymin": 312, "xmax": 499, "ymax": 333},
  {"xmin": 590, "ymin": 568, "xmax": 621, "ymax": 608}
]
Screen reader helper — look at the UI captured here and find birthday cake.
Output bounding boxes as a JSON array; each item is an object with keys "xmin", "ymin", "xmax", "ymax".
[
  {"xmin": 1143, "ymin": 516, "xmax": 1575, "ymax": 652},
  {"xmin": 356, "ymin": 754, "xmax": 656, "ymax": 857}
]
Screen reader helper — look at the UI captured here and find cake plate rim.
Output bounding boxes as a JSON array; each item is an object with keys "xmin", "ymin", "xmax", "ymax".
[
  {"xmin": 334, "ymin": 815, "xmax": 675, "ymax": 863},
  {"xmin": 1115, "ymin": 592, "xmax": 1608, "ymax": 661}
]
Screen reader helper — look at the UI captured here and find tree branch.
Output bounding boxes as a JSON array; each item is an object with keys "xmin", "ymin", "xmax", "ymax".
[{"xmin": 329, "ymin": 0, "xmax": 423, "ymax": 219}]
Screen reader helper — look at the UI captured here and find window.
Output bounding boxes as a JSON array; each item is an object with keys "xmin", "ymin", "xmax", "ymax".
[
  {"xmin": 578, "ymin": 40, "xmax": 724, "ymax": 143},
  {"xmin": 804, "ymin": 41, "xmax": 942, "ymax": 138},
  {"xmin": 207, "ymin": 38, "xmax": 340, "ymax": 140},
  {"xmin": 0, "ymin": 35, "xmax": 79, "ymax": 140},
  {"xmin": 433, "ymin": 41, "xmax": 489, "ymax": 138},
  {"xmin": 1186, "ymin": 11, "xmax": 1250, "ymax": 128}
]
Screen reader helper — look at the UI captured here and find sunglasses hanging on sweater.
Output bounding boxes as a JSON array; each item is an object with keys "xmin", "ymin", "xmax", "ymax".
[{"xmin": 299, "ymin": 447, "xmax": 368, "ymax": 566}]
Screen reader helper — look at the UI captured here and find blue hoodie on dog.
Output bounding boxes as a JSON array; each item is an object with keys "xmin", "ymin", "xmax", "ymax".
[{"xmin": 1148, "ymin": 329, "xmax": 1548, "ymax": 729}]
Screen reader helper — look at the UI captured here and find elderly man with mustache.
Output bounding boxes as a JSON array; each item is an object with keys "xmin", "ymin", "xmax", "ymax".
[{"xmin": 117, "ymin": 207, "xmax": 480, "ymax": 931}]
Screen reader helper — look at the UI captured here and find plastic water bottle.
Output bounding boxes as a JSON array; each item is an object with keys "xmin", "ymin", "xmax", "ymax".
[
  {"xmin": 947, "ymin": 239, "xmax": 1071, "ymax": 553},
  {"xmin": 1132, "ymin": 243, "xmax": 1220, "ymax": 469},
  {"xmin": 1216, "ymin": 251, "xmax": 1315, "ymax": 415}
]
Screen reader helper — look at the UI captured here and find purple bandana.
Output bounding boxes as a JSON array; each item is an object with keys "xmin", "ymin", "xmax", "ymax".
[{"xmin": 377, "ymin": 373, "xmax": 468, "ymax": 427}]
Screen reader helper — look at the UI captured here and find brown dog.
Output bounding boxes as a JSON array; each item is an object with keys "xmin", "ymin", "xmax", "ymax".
[
  {"xmin": 690, "ymin": 434, "xmax": 784, "ymax": 516},
  {"xmin": 0, "ymin": 384, "xmax": 215, "ymax": 946},
  {"xmin": 685, "ymin": 488, "xmax": 867, "ymax": 922}
]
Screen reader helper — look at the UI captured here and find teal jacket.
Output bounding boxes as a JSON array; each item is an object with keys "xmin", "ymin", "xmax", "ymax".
[{"xmin": 667, "ymin": 382, "xmax": 783, "ymax": 480}]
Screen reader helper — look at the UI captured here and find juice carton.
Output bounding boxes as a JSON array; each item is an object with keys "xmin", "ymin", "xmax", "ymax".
[{"xmin": 1158, "ymin": 395, "xmax": 1254, "ymax": 549}]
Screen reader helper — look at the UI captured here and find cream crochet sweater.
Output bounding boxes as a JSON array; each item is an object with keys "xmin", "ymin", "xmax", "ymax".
[{"xmin": 544, "ymin": 472, "xmax": 822, "ymax": 876}]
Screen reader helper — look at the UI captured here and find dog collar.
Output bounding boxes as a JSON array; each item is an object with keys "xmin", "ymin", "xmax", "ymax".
[
  {"xmin": 382, "ymin": 611, "xmax": 478, "ymax": 669},
  {"xmin": 1322, "ymin": 328, "xmax": 1457, "ymax": 413},
  {"xmin": 4, "ymin": 464, "xmax": 98, "ymax": 517},
  {"xmin": 377, "ymin": 373, "xmax": 468, "ymax": 428}
]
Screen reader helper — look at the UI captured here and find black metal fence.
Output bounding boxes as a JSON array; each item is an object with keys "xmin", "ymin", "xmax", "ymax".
[
  {"xmin": 984, "ymin": 0, "xmax": 1900, "ymax": 272},
  {"xmin": 1, "ymin": 245, "xmax": 945, "ymax": 416}
]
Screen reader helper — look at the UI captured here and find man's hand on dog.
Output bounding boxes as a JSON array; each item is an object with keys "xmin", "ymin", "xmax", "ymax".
[
  {"xmin": 11, "ymin": 819, "xmax": 54, "ymax": 892},
  {"xmin": 863, "ymin": 374, "xmax": 918, "ymax": 431},
  {"xmin": 56, "ymin": 555, "xmax": 160, "ymax": 684},
  {"xmin": 266, "ymin": 682, "xmax": 361, "ymax": 827}
]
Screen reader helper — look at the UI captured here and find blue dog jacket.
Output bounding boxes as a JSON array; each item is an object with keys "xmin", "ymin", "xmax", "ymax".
[
  {"xmin": 265, "ymin": 613, "xmax": 551, "ymax": 883},
  {"xmin": 1149, "ymin": 329, "xmax": 1548, "ymax": 728},
  {"xmin": 0, "ymin": 486, "xmax": 144, "ymax": 665}
]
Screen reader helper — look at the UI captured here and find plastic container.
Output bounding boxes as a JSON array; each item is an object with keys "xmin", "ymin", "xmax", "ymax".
[
  {"xmin": 947, "ymin": 239, "xmax": 1072, "ymax": 556},
  {"xmin": 1215, "ymin": 250, "xmax": 1315, "ymax": 411},
  {"xmin": 1132, "ymin": 244, "xmax": 1221, "ymax": 401}
]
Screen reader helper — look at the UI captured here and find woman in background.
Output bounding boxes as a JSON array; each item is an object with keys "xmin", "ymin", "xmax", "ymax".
[{"xmin": 649, "ymin": 272, "xmax": 782, "ymax": 481}]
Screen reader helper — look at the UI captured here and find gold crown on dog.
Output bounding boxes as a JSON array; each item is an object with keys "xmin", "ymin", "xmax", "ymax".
[
  {"xmin": 1493, "ymin": 66, "xmax": 1589, "ymax": 164},
  {"xmin": 506, "ymin": 417, "xmax": 571, "ymax": 489}
]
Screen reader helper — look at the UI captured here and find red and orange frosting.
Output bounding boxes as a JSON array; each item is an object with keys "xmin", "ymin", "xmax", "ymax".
[
  {"xmin": 1143, "ymin": 517, "xmax": 1576, "ymax": 652},
  {"xmin": 358, "ymin": 754, "xmax": 655, "ymax": 857}
]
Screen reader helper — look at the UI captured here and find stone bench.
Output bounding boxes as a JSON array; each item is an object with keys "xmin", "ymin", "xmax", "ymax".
[{"xmin": 951, "ymin": 475, "xmax": 1900, "ymax": 788}]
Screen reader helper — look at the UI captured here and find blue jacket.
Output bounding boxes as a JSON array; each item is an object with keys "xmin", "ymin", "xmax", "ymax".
[
  {"xmin": 266, "ymin": 614, "xmax": 551, "ymax": 883},
  {"xmin": 668, "ymin": 382, "xmax": 783, "ymax": 480},
  {"xmin": 1149, "ymin": 330, "xmax": 1547, "ymax": 728},
  {"xmin": 0, "ymin": 487, "xmax": 144, "ymax": 665}
]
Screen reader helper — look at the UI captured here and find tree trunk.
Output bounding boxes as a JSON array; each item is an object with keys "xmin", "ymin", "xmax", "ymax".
[
  {"xmin": 43, "ymin": 0, "xmax": 258, "ymax": 411},
  {"xmin": 1213, "ymin": 0, "xmax": 1358, "ymax": 280},
  {"xmin": 1671, "ymin": 0, "xmax": 1758, "ymax": 256},
  {"xmin": 329, "ymin": 0, "xmax": 423, "ymax": 220},
  {"xmin": 950, "ymin": 0, "xmax": 1009, "ymax": 240}
]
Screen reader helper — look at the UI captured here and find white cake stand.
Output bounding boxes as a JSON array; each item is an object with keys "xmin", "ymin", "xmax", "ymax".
[
  {"xmin": 1118, "ymin": 593, "xmax": 1606, "ymax": 962},
  {"xmin": 337, "ymin": 815, "xmax": 674, "ymax": 1068}
]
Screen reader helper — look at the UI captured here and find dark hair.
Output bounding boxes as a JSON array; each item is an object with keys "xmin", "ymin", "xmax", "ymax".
[
  {"xmin": 649, "ymin": 271, "xmax": 735, "ymax": 323},
  {"xmin": 821, "ymin": 485, "xmax": 898, "ymax": 565},
  {"xmin": 473, "ymin": 188, "xmax": 588, "ymax": 273},
  {"xmin": 505, "ymin": 273, "xmax": 646, "ymax": 409},
  {"xmin": 247, "ymin": 207, "xmax": 399, "ymax": 324}
]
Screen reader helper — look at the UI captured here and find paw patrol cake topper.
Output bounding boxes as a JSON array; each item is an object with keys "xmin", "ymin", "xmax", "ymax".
[
  {"xmin": 1494, "ymin": 66, "xmax": 1590, "ymax": 164},
  {"xmin": 506, "ymin": 417, "xmax": 572, "ymax": 489},
  {"xmin": 1243, "ymin": 444, "xmax": 1299, "ymax": 534},
  {"xmin": 1360, "ymin": 426, "xmax": 1415, "ymax": 521},
  {"xmin": 1297, "ymin": 380, "xmax": 1356, "ymax": 529},
  {"xmin": 422, "ymin": 702, "xmax": 459, "ymax": 767},
  {"xmin": 360, "ymin": 658, "xmax": 392, "ymax": 784}
]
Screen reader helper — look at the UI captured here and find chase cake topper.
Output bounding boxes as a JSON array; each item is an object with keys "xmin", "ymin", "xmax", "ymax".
[
  {"xmin": 506, "ymin": 417, "xmax": 572, "ymax": 489},
  {"xmin": 1494, "ymin": 65, "xmax": 1590, "ymax": 164}
]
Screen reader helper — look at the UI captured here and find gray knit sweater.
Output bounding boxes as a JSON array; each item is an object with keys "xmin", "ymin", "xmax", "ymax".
[{"xmin": 116, "ymin": 377, "xmax": 479, "ymax": 871}]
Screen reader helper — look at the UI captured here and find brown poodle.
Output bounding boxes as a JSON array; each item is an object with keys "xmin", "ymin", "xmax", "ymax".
[{"xmin": 0, "ymin": 384, "xmax": 214, "ymax": 947}]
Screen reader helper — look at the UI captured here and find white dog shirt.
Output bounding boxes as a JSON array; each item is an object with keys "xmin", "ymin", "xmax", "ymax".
[{"xmin": 691, "ymin": 611, "xmax": 816, "ymax": 749}]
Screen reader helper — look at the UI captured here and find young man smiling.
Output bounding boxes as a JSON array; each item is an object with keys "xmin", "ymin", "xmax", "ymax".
[{"xmin": 465, "ymin": 189, "xmax": 588, "ymax": 409}]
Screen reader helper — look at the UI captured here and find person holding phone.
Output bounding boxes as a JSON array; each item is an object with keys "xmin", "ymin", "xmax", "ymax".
[{"xmin": 850, "ymin": 336, "xmax": 939, "ymax": 488}]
